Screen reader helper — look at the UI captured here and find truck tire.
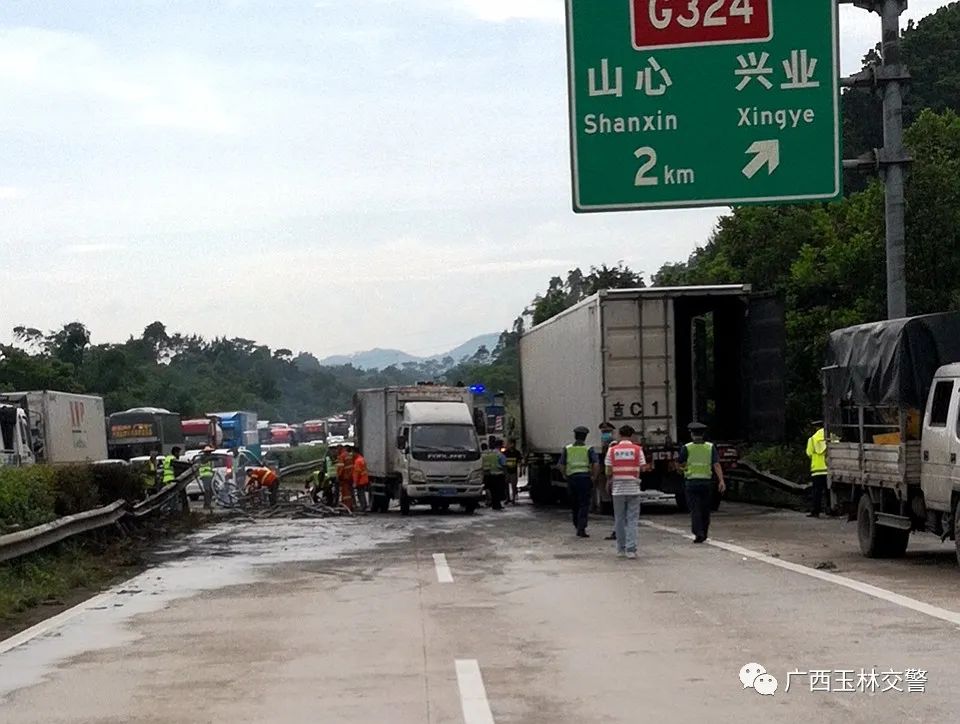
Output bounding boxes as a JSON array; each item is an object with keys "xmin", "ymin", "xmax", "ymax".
[
  {"xmin": 857, "ymin": 495, "xmax": 882, "ymax": 557},
  {"xmin": 400, "ymin": 490, "xmax": 411, "ymax": 516},
  {"xmin": 372, "ymin": 494, "xmax": 389, "ymax": 514},
  {"xmin": 857, "ymin": 494, "xmax": 909, "ymax": 558},
  {"xmin": 462, "ymin": 502, "xmax": 478, "ymax": 515}
]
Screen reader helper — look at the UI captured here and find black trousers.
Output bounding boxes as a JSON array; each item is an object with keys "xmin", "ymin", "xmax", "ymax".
[
  {"xmin": 685, "ymin": 483, "xmax": 712, "ymax": 540},
  {"xmin": 811, "ymin": 474, "xmax": 828, "ymax": 515},
  {"xmin": 485, "ymin": 474, "xmax": 506, "ymax": 510},
  {"xmin": 568, "ymin": 474, "xmax": 592, "ymax": 533}
]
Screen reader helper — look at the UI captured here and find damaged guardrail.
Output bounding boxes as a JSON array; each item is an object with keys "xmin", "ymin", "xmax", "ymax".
[
  {"xmin": 0, "ymin": 500, "xmax": 127, "ymax": 564},
  {"xmin": 0, "ymin": 463, "xmax": 199, "ymax": 563}
]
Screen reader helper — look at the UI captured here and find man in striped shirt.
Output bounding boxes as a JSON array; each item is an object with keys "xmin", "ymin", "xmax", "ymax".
[{"xmin": 604, "ymin": 425, "xmax": 647, "ymax": 559}]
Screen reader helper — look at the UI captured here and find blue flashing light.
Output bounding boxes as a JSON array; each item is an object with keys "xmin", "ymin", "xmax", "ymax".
[{"xmin": 469, "ymin": 384, "xmax": 486, "ymax": 395}]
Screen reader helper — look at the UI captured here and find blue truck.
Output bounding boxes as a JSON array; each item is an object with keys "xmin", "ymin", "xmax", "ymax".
[{"xmin": 209, "ymin": 411, "xmax": 261, "ymax": 458}]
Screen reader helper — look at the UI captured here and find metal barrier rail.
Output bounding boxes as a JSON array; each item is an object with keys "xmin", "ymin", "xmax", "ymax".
[
  {"xmin": 0, "ymin": 500, "xmax": 127, "ymax": 564},
  {"xmin": 278, "ymin": 459, "xmax": 327, "ymax": 479},
  {"xmin": 0, "ymin": 463, "xmax": 201, "ymax": 562}
]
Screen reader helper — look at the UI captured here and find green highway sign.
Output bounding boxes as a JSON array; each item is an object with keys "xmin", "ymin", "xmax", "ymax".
[{"xmin": 565, "ymin": 0, "xmax": 841, "ymax": 212}]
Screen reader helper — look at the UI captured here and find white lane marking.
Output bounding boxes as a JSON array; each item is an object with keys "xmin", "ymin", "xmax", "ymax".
[
  {"xmin": 640, "ymin": 520, "xmax": 960, "ymax": 627},
  {"xmin": 433, "ymin": 553, "xmax": 454, "ymax": 583},
  {"xmin": 455, "ymin": 659, "xmax": 495, "ymax": 724},
  {"xmin": 0, "ymin": 589, "xmax": 117, "ymax": 655}
]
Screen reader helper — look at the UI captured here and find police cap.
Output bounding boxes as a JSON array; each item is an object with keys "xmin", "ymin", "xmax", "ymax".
[
  {"xmin": 573, "ymin": 426, "xmax": 590, "ymax": 438},
  {"xmin": 598, "ymin": 421, "xmax": 615, "ymax": 432},
  {"xmin": 688, "ymin": 422, "xmax": 707, "ymax": 432}
]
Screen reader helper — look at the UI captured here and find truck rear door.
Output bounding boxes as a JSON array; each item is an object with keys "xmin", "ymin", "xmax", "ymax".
[
  {"xmin": 602, "ymin": 294, "xmax": 674, "ymax": 445},
  {"xmin": 744, "ymin": 296, "xmax": 786, "ymax": 442},
  {"xmin": 921, "ymin": 377, "xmax": 956, "ymax": 509}
]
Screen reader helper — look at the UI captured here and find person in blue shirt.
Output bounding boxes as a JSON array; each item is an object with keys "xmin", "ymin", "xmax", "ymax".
[{"xmin": 558, "ymin": 426, "xmax": 600, "ymax": 538}]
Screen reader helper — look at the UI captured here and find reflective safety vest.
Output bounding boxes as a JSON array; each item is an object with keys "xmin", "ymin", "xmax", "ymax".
[
  {"xmin": 806, "ymin": 428, "xmax": 828, "ymax": 475},
  {"xmin": 482, "ymin": 450, "xmax": 504, "ymax": 475},
  {"xmin": 198, "ymin": 460, "xmax": 214, "ymax": 479},
  {"xmin": 564, "ymin": 444, "xmax": 591, "ymax": 476},
  {"xmin": 325, "ymin": 458, "xmax": 338, "ymax": 481},
  {"xmin": 684, "ymin": 443, "xmax": 714, "ymax": 481},
  {"xmin": 161, "ymin": 455, "xmax": 177, "ymax": 484},
  {"xmin": 608, "ymin": 440, "xmax": 644, "ymax": 479}
]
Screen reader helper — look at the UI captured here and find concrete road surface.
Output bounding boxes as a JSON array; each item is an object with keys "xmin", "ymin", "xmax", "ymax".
[{"xmin": 2, "ymin": 501, "xmax": 959, "ymax": 723}]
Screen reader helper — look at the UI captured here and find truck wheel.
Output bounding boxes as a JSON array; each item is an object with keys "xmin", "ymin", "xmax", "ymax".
[
  {"xmin": 400, "ymin": 490, "xmax": 411, "ymax": 516},
  {"xmin": 857, "ymin": 494, "xmax": 882, "ymax": 557},
  {"xmin": 372, "ymin": 494, "xmax": 389, "ymax": 513},
  {"xmin": 462, "ymin": 502, "xmax": 478, "ymax": 515},
  {"xmin": 675, "ymin": 491, "xmax": 689, "ymax": 513}
]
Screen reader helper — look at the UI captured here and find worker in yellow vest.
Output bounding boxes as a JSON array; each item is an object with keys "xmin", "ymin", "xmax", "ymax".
[{"xmin": 806, "ymin": 420, "xmax": 829, "ymax": 518}]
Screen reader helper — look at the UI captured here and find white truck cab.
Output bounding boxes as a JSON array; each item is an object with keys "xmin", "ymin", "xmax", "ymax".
[
  {"xmin": 396, "ymin": 401, "xmax": 484, "ymax": 512},
  {"xmin": 0, "ymin": 404, "xmax": 35, "ymax": 466},
  {"xmin": 354, "ymin": 386, "xmax": 484, "ymax": 515},
  {"xmin": 918, "ymin": 364, "xmax": 960, "ymax": 512}
]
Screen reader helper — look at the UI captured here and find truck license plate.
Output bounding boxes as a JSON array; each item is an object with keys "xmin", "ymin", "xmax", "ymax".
[{"xmin": 440, "ymin": 487, "xmax": 456, "ymax": 496}]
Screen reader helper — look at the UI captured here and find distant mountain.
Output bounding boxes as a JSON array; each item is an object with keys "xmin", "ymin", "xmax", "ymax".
[
  {"xmin": 436, "ymin": 333, "xmax": 501, "ymax": 364},
  {"xmin": 320, "ymin": 348, "xmax": 421, "ymax": 370},
  {"xmin": 319, "ymin": 333, "xmax": 501, "ymax": 371}
]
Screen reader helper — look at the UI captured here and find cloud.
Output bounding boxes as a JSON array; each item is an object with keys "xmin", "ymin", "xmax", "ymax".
[
  {"xmin": 0, "ymin": 27, "xmax": 239, "ymax": 134},
  {"xmin": 455, "ymin": 0, "xmax": 563, "ymax": 23},
  {"xmin": 62, "ymin": 243, "xmax": 126, "ymax": 255},
  {"xmin": 0, "ymin": 186, "xmax": 24, "ymax": 200}
]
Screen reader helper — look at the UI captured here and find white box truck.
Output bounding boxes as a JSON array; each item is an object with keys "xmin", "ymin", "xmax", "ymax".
[
  {"xmin": 0, "ymin": 391, "xmax": 108, "ymax": 466},
  {"xmin": 354, "ymin": 386, "xmax": 485, "ymax": 515},
  {"xmin": 520, "ymin": 286, "xmax": 785, "ymax": 509}
]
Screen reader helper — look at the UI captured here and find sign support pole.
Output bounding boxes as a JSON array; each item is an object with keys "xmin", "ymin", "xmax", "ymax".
[{"xmin": 843, "ymin": 0, "xmax": 911, "ymax": 319}]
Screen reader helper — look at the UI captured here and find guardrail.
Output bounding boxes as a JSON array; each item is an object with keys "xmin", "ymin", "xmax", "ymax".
[
  {"xmin": 0, "ymin": 462, "xmax": 200, "ymax": 563},
  {"xmin": 278, "ymin": 459, "xmax": 327, "ymax": 479},
  {"xmin": 0, "ymin": 500, "xmax": 127, "ymax": 564}
]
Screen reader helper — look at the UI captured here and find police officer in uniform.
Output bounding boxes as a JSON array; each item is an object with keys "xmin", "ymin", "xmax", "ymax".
[
  {"xmin": 678, "ymin": 423, "xmax": 725, "ymax": 543},
  {"xmin": 559, "ymin": 426, "xmax": 599, "ymax": 538}
]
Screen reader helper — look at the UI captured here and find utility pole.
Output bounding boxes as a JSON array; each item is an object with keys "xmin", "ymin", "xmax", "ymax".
[{"xmin": 841, "ymin": 0, "xmax": 911, "ymax": 319}]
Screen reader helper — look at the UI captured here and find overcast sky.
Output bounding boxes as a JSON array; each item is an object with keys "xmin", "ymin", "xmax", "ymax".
[{"xmin": 0, "ymin": 0, "xmax": 953, "ymax": 357}]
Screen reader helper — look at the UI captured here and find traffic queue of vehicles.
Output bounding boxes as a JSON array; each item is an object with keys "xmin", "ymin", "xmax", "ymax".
[{"xmin": 6, "ymin": 286, "xmax": 960, "ymax": 570}]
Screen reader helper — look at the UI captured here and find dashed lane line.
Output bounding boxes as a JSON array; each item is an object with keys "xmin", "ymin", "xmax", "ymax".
[
  {"xmin": 433, "ymin": 553, "xmax": 454, "ymax": 583},
  {"xmin": 455, "ymin": 659, "xmax": 495, "ymax": 724}
]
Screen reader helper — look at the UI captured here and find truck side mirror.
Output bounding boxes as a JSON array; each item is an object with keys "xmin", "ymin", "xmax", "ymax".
[{"xmin": 396, "ymin": 435, "xmax": 405, "ymax": 450}]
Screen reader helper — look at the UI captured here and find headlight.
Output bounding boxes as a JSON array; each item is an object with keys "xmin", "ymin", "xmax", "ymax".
[
  {"xmin": 468, "ymin": 470, "xmax": 483, "ymax": 484},
  {"xmin": 409, "ymin": 469, "xmax": 427, "ymax": 483}
]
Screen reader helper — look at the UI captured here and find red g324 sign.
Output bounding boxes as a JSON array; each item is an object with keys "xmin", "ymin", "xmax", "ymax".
[{"xmin": 632, "ymin": 0, "xmax": 773, "ymax": 50}]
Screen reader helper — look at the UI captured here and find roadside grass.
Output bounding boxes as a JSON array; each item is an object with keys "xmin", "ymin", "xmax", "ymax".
[{"xmin": 0, "ymin": 512, "xmax": 209, "ymax": 640}]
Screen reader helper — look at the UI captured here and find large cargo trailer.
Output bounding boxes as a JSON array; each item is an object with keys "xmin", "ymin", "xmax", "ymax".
[
  {"xmin": 520, "ymin": 286, "xmax": 785, "ymax": 507},
  {"xmin": 354, "ymin": 386, "xmax": 484, "ymax": 514},
  {"xmin": 0, "ymin": 390, "xmax": 108, "ymax": 465}
]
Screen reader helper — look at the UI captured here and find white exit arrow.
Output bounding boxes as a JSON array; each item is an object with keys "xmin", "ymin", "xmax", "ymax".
[{"xmin": 742, "ymin": 140, "xmax": 781, "ymax": 179}]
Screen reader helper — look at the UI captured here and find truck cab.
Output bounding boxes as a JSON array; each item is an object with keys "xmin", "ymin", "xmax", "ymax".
[
  {"xmin": 0, "ymin": 404, "xmax": 35, "ymax": 466},
  {"xmin": 395, "ymin": 402, "xmax": 484, "ymax": 514},
  {"xmin": 919, "ymin": 365, "xmax": 960, "ymax": 515}
]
